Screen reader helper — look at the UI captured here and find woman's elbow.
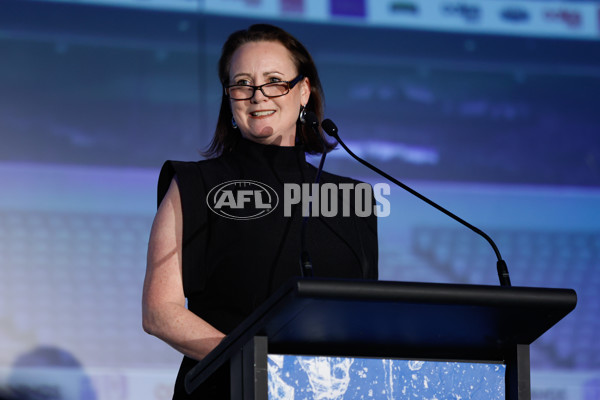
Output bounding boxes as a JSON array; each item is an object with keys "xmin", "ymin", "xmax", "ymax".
[{"xmin": 141, "ymin": 303, "xmax": 162, "ymax": 337}]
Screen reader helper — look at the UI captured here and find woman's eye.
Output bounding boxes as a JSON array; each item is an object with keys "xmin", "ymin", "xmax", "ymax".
[
  {"xmin": 236, "ymin": 79, "xmax": 251, "ymax": 86},
  {"xmin": 268, "ymin": 77, "xmax": 282, "ymax": 83}
]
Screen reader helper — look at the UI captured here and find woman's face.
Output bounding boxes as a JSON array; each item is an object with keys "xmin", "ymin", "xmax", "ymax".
[{"xmin": 228, "ymin": 40, "xmax": 310, "ymax": 146}]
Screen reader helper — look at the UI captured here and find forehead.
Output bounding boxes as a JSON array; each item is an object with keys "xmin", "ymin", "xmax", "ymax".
[{"xmin": 229, "ymin": 41, "xmax": 297, "ymax": 77}]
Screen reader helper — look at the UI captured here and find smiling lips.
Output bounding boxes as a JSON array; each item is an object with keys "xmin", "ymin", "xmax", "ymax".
[{"xmin": 250, "ymin": 110, "xmax": 275, "ymax": 118}]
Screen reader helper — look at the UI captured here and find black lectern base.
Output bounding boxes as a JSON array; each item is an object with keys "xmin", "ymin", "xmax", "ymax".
[{"xmin": 186, "ymin": 278, "xmax": 576, "ymax": 400}]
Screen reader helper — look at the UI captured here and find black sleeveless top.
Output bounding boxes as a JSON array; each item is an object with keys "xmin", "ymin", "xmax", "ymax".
[{"xmin": 157, "ymin": 138, "xmax": 378, "ymax": 398}]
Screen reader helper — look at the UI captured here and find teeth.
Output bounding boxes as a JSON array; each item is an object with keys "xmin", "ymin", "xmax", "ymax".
[{"xmin": 251, "ymin": 111, "xmax": 275, "ymax": 117}]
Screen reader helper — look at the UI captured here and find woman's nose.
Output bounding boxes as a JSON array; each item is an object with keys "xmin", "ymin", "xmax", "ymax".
[{"xmin": 251, "ymin": 87, "xmax": 268, "ymax": 103}]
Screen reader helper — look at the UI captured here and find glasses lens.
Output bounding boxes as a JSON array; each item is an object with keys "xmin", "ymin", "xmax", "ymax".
[
  {"xmin": 228, "ymin": 86, "xmax": 254, "ymax": 99},
  {"xmin": 262, "ymin": 83, "xmax": 289, "ymax": 97}
]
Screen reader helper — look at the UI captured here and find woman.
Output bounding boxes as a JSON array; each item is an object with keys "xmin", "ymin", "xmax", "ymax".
[{"xmin": 142, "ymin": 24, "xmax": 378, "ymax": 398}]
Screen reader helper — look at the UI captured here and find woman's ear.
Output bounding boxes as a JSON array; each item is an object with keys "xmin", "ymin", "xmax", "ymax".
[{"xmin": 300, "ymin": 77, "xmax": 311, "ymax": 106}]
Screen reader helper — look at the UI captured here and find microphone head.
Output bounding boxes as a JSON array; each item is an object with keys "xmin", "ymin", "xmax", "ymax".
[
  {"xmin": 321, "ymin": 119, "xmax": 338, "ymax": 138},
  {"xmin": 302, "ymin": 110, "xmax": 319, "ymax": 128}
]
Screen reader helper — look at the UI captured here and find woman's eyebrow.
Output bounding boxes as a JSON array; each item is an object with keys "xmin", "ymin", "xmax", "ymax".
[
  {"xmin": 231, "ymin": 72, "xmax": 251, "ymax": 81},
  {"xmin": 262, "ymin": 71, "xmax": 284, "ymax": 76},
  {"xmin": 231, "ymin": 71, "xmax": 285, "ymax": 81}
]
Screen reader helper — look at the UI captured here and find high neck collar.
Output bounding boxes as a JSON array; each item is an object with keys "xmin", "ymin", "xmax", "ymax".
[{"xmin": 231, "ymin": 137, "xmax": 307, "ymax": 170}]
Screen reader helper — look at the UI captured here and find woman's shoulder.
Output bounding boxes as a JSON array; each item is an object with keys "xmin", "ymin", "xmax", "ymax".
[
  {"xmin": 157, "ymin": 158, "xmax": 227, "ymax": 207},
  {"xmin": 161, "ymin": 157, "xmax": 221, "ymax": 169}
]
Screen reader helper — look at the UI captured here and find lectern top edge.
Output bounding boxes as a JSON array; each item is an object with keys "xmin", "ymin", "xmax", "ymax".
[{"xmin": 294, "ymin": 277, "xmax": 577, "ymax": 309}]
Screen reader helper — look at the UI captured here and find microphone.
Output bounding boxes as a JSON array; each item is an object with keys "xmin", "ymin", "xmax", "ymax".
[
  {"xmin": 321, "ymin": 118, "xmax": 512, "ymax": 287},
  {"xmin": 299, "ymin": 110, "xmax": 327, "ymax": 278}
]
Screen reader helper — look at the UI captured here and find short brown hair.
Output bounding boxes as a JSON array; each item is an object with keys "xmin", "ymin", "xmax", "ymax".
[{"xmin": 204, "ymin": 24, "xmax": 335, "ymax": 158}]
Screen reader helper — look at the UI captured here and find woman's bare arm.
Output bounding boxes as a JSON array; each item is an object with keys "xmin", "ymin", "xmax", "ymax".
[{"xmin": 142, "ymin": 178, "xmax": 225, "ymax": 361}]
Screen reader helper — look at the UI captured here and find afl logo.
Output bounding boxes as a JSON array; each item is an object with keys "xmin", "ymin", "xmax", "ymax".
[{"xmin": 206, "ymin": 180, "xmax": 279, "ymax": 220}]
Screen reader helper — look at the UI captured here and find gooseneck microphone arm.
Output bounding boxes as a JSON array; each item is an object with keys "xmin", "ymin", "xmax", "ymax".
[
  {"xmin": 299, "ymin": 111, "xmax": 327, "ymax": 278},
  {"xmin": 320, "ymin": 118, "xmax": 512, "ymax": 287}
]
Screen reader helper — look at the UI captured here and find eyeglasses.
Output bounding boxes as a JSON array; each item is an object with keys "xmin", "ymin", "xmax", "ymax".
[{"xmin": 224, "ymin": 75, "xmax": 304, "ymax": 100}]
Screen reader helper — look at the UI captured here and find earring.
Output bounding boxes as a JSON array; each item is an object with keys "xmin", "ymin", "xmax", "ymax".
[
  {"xmin": 299, "ymin": 105, "xmax": 307, "ymax": 124},
  {"xmin": 231, "ymin": 117, "xmax": 238, "ymax": 129}
]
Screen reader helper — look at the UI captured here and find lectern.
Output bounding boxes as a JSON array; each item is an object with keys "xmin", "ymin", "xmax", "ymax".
[{"xmin": 185, "ymin": 278, "xmax": 576, "ymax": 399}]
